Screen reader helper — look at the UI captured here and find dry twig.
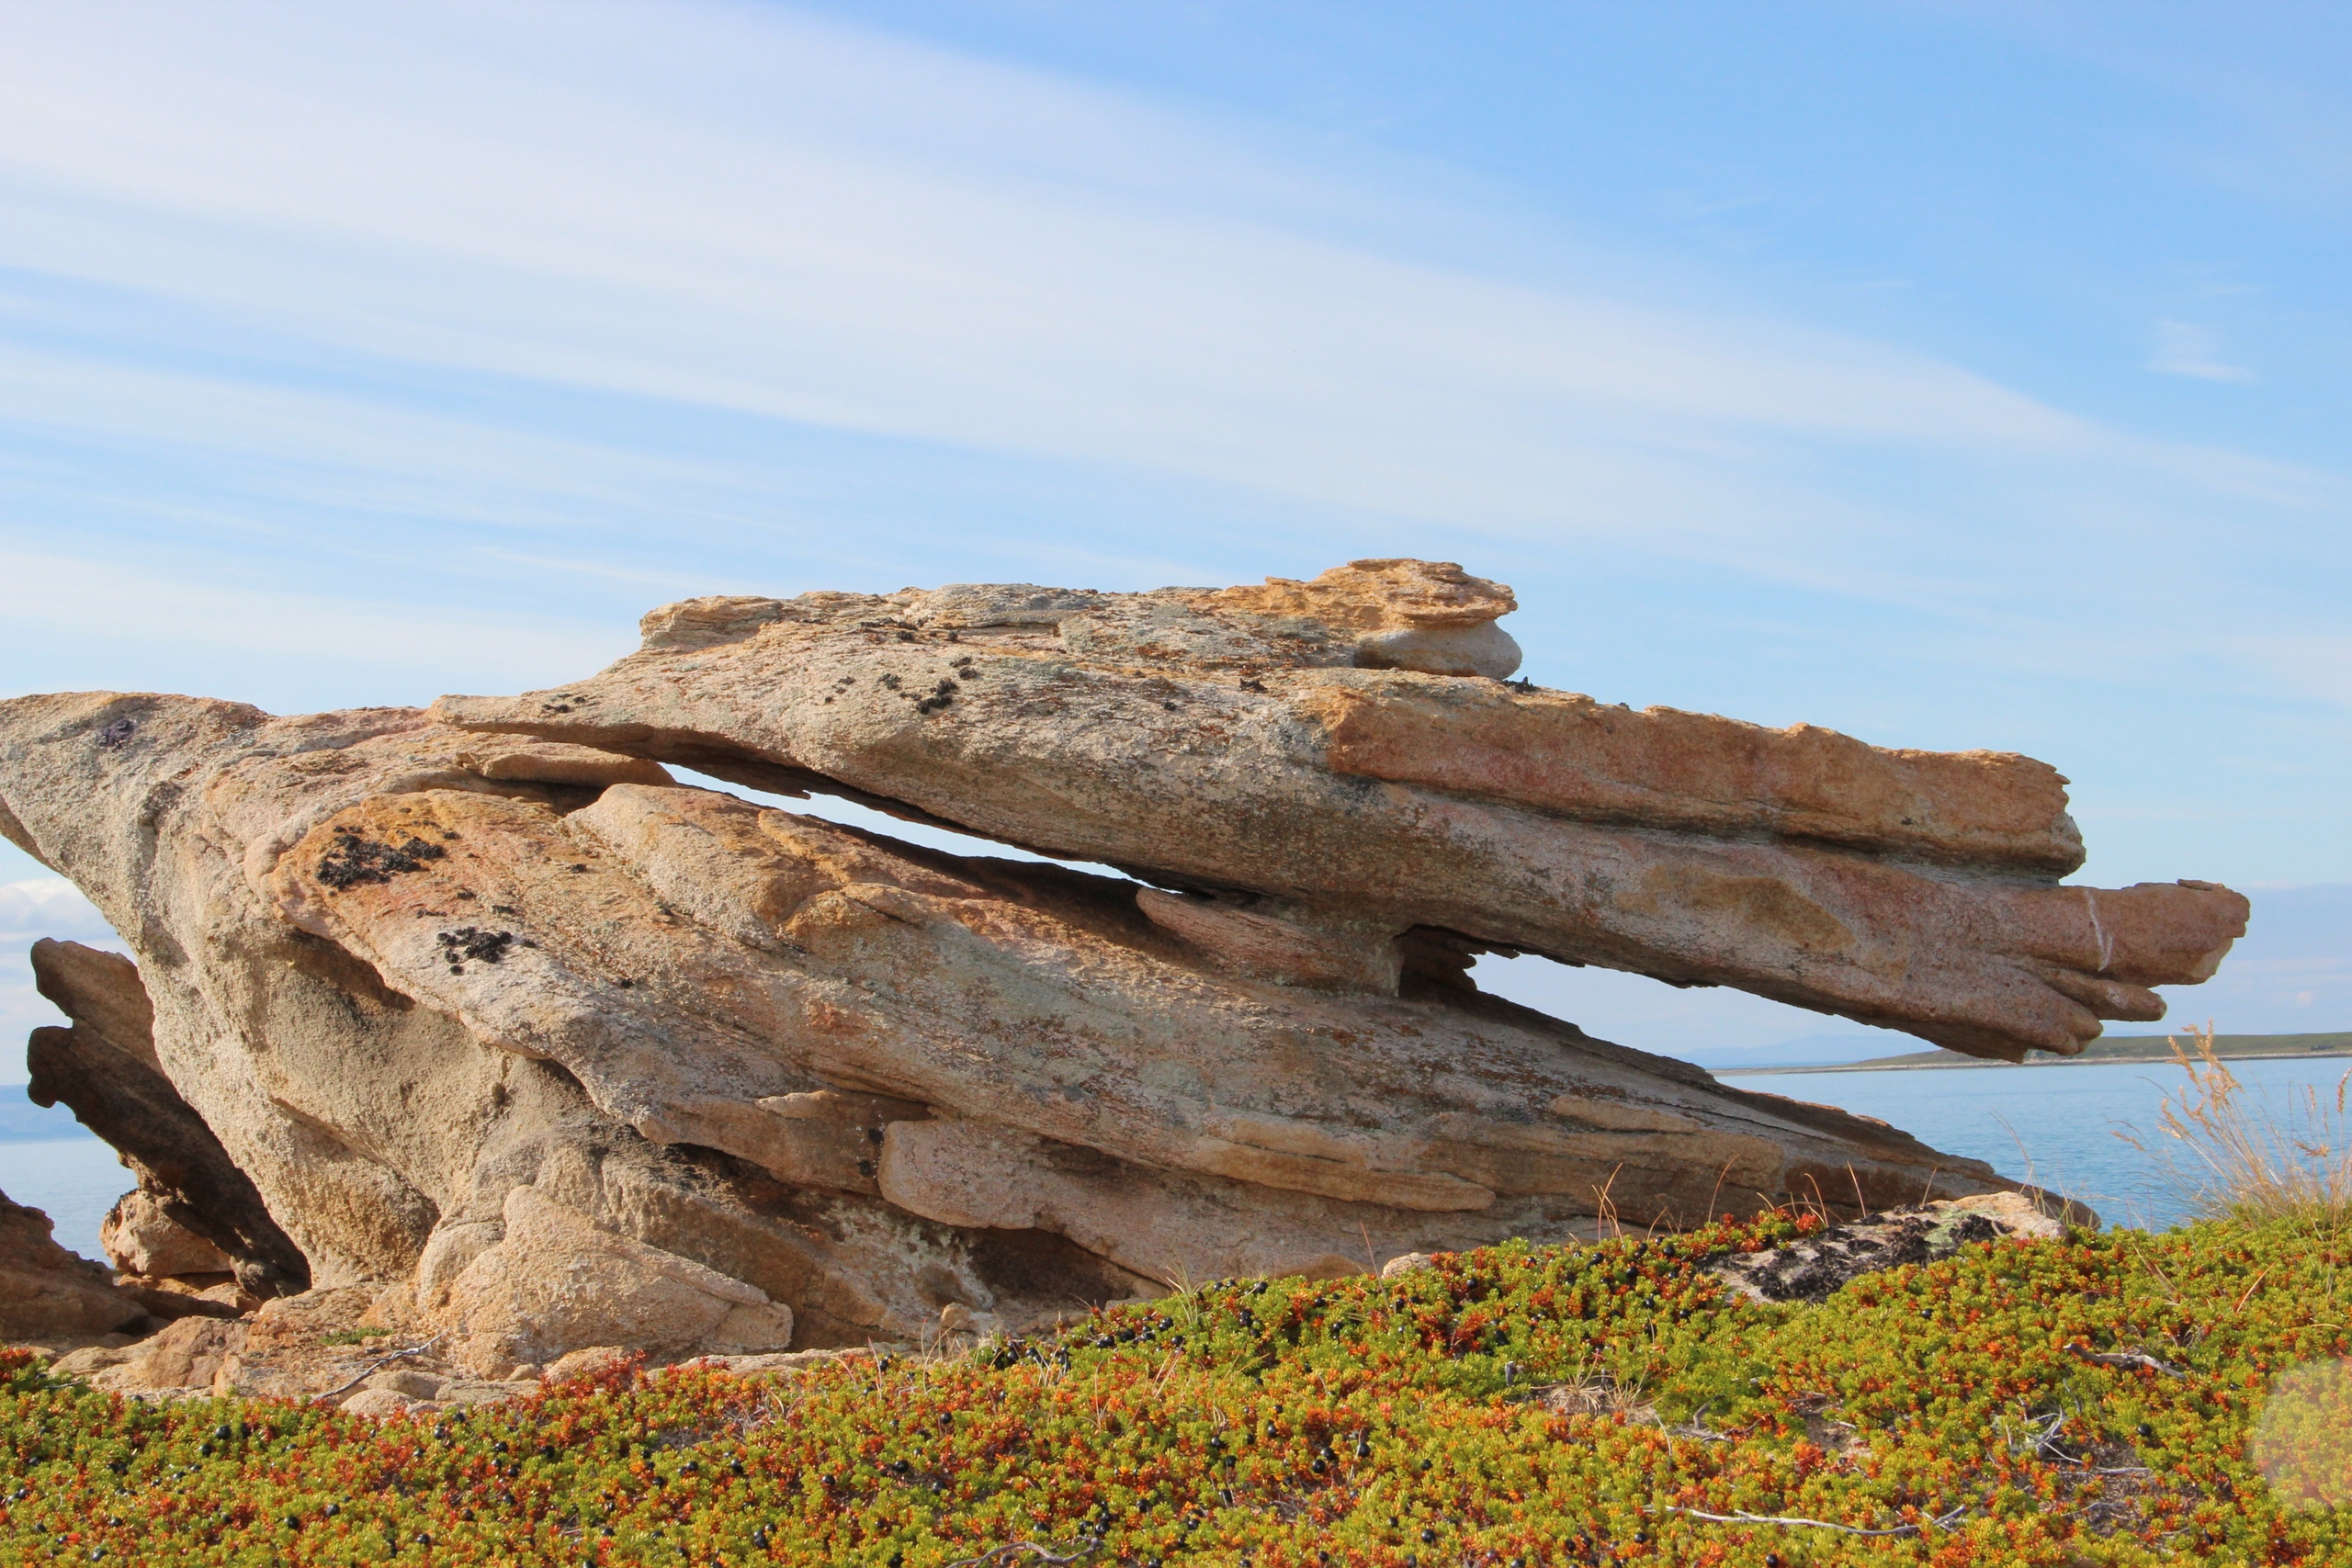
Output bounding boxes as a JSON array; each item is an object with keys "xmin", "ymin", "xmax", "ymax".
[
  {"xmin": 2066, "ymin": 1342, "xmax": 2186, "ymax": 1378},
  {"xmin": 1660, "ymin": 1503, "xmax": 1967, "ymax": 1538},
  {"xmin": 941, "ymin": 1540, "xmax": 1100, "ymax": 1567},
  {"xmin": 312, "ymin": 1331, "xmax": 451, "ymax": 1404}
]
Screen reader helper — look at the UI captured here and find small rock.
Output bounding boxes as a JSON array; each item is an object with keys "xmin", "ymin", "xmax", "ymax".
[
  {"xmin": 431, "ymin": 1380, "xmax": 534, "ymax": 1406},
  {"xmin": 445, "ymin": 1188, "xmax": 792, "ymax": 1374},
  {"xmin": 1380, "ymin": 1252, "xmax": 1436, "ymax": 1279},
  {"xmin": 110, "ymin": 1276, "xmax": 244, "ymax": 1323},
  {"xmin": 338, "ymin": 1387, "xmax": 418, "ymax": 1417},
  {"xmin": 90, "ymin": 1314, "xmax": 245, "ymax": 1392},
  {"xmin": 0, "ymin": 1190, "xmax": 147, "ymax": 1339},
  {"xmin": 101, "ymin": 1192, "xmax": 232, "ymax": 1278},
  {"xmin": 196, "ymin": 1280, "xmax": 263, "ymax": 1314},
  {"xmin": 365, "ymin": 1367, "xmax": 447, "ymax": 1401},
  {"xmin": 50, "ymin": 1343, "xmax": 141, "ymax": 1378},
  {"xmin": 542, "ymin": 1346, "xmax": 629, "ymax": 1385}
]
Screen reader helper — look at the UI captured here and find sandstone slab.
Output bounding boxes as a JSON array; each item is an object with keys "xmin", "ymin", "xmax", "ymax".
[{"xmin": 428, "ymin": 562, "xmax": 2244, "ymax": 1061}]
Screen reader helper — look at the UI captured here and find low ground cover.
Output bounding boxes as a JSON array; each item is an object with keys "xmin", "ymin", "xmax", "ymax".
[{"xmin": 1, "ymin": 1208, "xmax": 2346, "ymax": 1566}]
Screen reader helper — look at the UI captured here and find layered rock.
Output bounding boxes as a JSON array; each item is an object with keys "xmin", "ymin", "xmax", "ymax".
[
  {"xmin": 435, "ymin": 559, "xmax": 2245, "ymax": 1061},
  {"xmin": 0, "ymin": 560, "xmax": 2244, "ymax": 1371}
]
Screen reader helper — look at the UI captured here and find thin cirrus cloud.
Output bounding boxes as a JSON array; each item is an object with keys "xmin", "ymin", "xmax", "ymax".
[
  {"xmin": 2151, "ymin": 320, "xmax": 2256, "ymax": 382},
  {"xmin": 0, "ymin": 0, "xmax": 2314, "ymax": 549},
  {"xmin": 0, "ymin": 549, "xmax": 628, "ymax": 687}
]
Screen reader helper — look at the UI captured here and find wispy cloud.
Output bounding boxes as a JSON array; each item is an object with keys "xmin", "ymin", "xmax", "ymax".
[
  {"xmin": 0, "ymin": 878, "xmax": 109, "ymax": 941},
  {"xmin": 2150, "ymin": 320, "xmax": 2256, "ymax": 382},
  {"xmin": 0, "ymin": 550, "xmax": 628, "ymax": 695},
  {"xmin": 0, "ymin": 1, "xmax": 2309, "ymax": 536}
]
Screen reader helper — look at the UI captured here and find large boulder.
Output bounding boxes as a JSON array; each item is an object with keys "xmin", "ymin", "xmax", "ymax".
[
  {"xmin": 443, "ymin": 1186, "xmax": 795, "ymax": 1375},
  {"xmin": 437, "ymin": 559, "xmax": 2245, "ymax": 1061},
  {"xmin": 100, "ymin": 1190, "xmax": 231, "ymax": 1278},
  {"xmin": 0, "ymin": 561, "xmax": 2228, "ymax": 1367},
  {"xmin": 0, "ymin": 1190, "xmax": 146, "ymax": 1340}
]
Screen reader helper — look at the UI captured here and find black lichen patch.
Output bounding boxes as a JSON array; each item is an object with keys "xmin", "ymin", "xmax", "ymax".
[
  {"xmin": 436, "ymin": 927, "xmax": 516, "ymax": 971},
  {"xmin": 911, "ymin": 675, "xmax": 962, "ymax": 716},
  {"xmin": 316, "ymin": 829, "xmax": 448, "ymax": 891},
  {"xmin": 1716, "ymin": 1208, "xmax": 2005, "ymax": 1303},
  {"xmin": 95, "ymin": 717, "xmax": 139, "ymax": 750}
]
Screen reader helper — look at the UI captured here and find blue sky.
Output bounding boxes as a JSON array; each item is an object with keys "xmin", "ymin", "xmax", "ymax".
[{"xmin": 0, "ymin": 1, "xmax": 2345, "ymax": 1066}]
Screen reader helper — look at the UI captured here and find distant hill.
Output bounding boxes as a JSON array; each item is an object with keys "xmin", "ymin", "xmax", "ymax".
[
  {"xmin": 1723, "ymin": 1031, "xmax": 2352, "ymax": 1075},
  {"xmin": 0, "ymin": 1084, "xmax": 100, "ymax": 1144}
]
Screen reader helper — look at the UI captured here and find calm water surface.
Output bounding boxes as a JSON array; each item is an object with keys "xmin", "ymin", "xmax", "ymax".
[
  {"xmin": 1720, "ymin": 1055, "xmax": 2352, "ymax": 1230},
  {"xmin": 0, "ymin": 1135, "xmax": 128, "ymax": 1261}
]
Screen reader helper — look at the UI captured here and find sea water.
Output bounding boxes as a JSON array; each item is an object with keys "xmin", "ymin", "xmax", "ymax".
[
  {"xmin": 0, "ymin": 1135, "xmax": 128, "ymax": 1261},
  {"xmin": 1718, "ymin": 1054, "xmax": 2352, "ymax": 1230},
  {"xmin": 0, "ymin": 1056, "xmax": 2346, "ymax": 1262}
]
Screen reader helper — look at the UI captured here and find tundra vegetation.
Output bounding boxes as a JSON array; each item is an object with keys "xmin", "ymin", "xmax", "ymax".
[{"xmin": 1, "ymin": 1199, "xmax": 2346, "ymax": 1567}]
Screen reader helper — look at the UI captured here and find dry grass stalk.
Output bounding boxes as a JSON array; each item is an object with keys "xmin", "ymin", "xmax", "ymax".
[{"xmin": 2115, "ymin": 1023, "xmax": 2352, "ymax": 1226}]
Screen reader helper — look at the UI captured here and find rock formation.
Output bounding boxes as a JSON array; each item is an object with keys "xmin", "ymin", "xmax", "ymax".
[{"xmin": 0, "ymin": 560, "xmax": 2245, "ymax": 1371}]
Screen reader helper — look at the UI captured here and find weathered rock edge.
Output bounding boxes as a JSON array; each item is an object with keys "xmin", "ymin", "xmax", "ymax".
[{"xmin": 432, "ymin": 559, "xmax": 2247, "ymax": 1062}]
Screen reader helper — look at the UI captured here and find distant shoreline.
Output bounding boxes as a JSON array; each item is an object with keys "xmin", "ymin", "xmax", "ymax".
[{"xmin": 1718, "ymin": 1032, "xmax": 2352, "ymax": 1077}]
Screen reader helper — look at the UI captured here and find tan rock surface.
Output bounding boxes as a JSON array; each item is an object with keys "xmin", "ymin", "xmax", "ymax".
[
  {"xmin": 102, "ymin": 1190, "xmax": 232, "ymax": 1278},
  {"xmin": 0, "ymin": 1190, "xmax": 147, "ymax": 1339},
  {"xmin": 444, "ymin": 1186, "xmax": 795, "ymax": 1375},
  {"xmin": 92, "ymin": 1314, "xmax": 246, "ymax": 1393},
  {"xmin": 337, "ymin": 1387, "xmax": 421, "ymax": 1417},
  {"xmin": 0, "ymin": 560, "xmax": 2237, "ymax": 1370},
  {"xmin": 543, "ymin": 1345, "xmax": 630, "ymax": 1385}
]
